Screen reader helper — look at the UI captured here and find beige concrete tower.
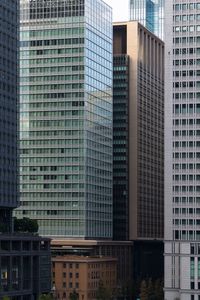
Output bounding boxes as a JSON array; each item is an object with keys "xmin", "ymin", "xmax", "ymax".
[
  {"xmin": 113, "ymin": 21, "xmax": 164, "ymax": 279},
  {"xmin": 113, "ymin": 21, "xmax": 164, "ymax": 242}
]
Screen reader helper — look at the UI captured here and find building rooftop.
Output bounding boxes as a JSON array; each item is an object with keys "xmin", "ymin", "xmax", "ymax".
[
  {"xmin": 51, "ymin": 239, "xmax": 133, "ymax": 246},
  {"xmin": 113, "ymin": 20, "xmax": 164, "ymax": 44},
  {"xmin": 0, "ymin": 233, "xmax": 50, "ymax": 241},
  {"xmin": 52, "ymin": 255, "xmax": 117, "ymax": 263}
]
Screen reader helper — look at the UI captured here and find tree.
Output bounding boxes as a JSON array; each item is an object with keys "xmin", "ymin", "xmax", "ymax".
[
  {"xmin": 69, "ymin": 290, "xmax": 79, "ymax": 300},
  {"xmin": 38, "ymin": 294, "xmax": 53, "ymax": 300},
  {"xmin": 121, "ymin": 282, "xmax": 129, "ymax": 299},
  {"xmin": 2, "ymin": 297, "xmax": 10, "ymax": 300},
  {"xmin": 139, "ymin": 278, "xmax": 164, "ymax": 300},
  {"xmin": 154, "ymin": 278, "xmax": 164, "ymax": 300},
  {"xmin": 130, "ymin": 278, "xmax": 141, "ymax": 300},
  {"xmin": 140, "ymin": 280, "xmax": 148, "ymax": 300},
  {"xmin": 147, "ymin": 278, "xmax": 155, "ymax": 300},
  {"xmin": 96, "ymin": 280, "xmax": 112, "ymax": 300},
  {"xmin": 14, "ymin": 217, "xmax": 38, "ymax": 233}
]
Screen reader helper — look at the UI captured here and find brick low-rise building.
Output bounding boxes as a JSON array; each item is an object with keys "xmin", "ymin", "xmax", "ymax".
[
  {"xmin": 52, "ymin": 255, "xmax": 117, "ymax": 300},
  {"xmin": 51, "ymin": 239, "xmax": 132, "ymax": 287}
]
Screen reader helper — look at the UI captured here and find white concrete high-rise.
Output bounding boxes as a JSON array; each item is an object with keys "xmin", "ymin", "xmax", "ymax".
[{"xmin": 165, "ymin": 1, "xmax": 200, "ymax": 299}]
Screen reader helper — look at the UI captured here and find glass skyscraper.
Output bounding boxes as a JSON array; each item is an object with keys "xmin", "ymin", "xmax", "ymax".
[
  {"xmin": 0, "ymin": 2, "xmax": 52, "ymax": 299},
  {"xmin": 129, "ymin": 0, "xmax": 164, "ymax": 40},
  {"xmin": 16, "ymin": 0, "xmax": 113, "ymax": 239},
  {"xmin": 0, "ymin": 0, "xmax": 18, "ymax": 232}
]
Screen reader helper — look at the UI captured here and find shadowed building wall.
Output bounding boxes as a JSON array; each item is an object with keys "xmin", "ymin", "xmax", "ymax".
[
  {"xmin": 113, "ymin": 21, "xmax": 164, "ymax": 241},
  {"xmin": 113, "ymin": 21, "xmax": 164, "ymax": 281}
]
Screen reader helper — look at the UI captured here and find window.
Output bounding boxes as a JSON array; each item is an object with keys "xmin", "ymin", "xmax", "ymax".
[
  {"xmin": 182, "ymin": 15, "xmax": 187, "ymax": 21},
  {"xmin": 189, "ymin": 4, "xmax": 194, "ymax": 10},
  {"xmin": 189, "ymin": 26, "xmax": 194, "ymax": 32},
  {"xmin": 175, "ymin": 4, "xmax": 179, "ymax": 11},
  {"xmin": 182, "ymin": 4, "xmax": 187, "ymax": 10}
]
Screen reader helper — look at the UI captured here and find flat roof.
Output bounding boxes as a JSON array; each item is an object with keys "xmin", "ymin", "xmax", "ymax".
[
  {"xmin": 0, "ymin": 233, "xmax": 50, "ymax": 242},
  {"xmin": 52, "ymin": 255, "xmax": 117, "ymax": 263},
  {"xmin": 51, "ymin": 239, "xmax": 133, "ymax": 247}
]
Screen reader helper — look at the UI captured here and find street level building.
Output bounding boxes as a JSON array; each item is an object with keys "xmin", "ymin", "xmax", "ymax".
[
  {"xmin": 129, "ymin": 0, "xmax": 164, "ymax": 40},
  {"xmin": 17, "ymin": 0, "xmax": 113, "ymax": 240},
  {"xmin": 165, "ymin": 1, "xmax": 200, "ymax": 299},
  {"xmin": 51, "ymin": 239, "xmax": 132, "ymax": 288},
  {"xmin": 52, "ymin": 255, "xmax": 117, "ymax": 300},
  {"xmin": 0, "ymin": 235, "xmax": 51, "ymax": 299},
  {"xmin": 113, "ymin": 21, "xmax": 164, "ymax": 279}
]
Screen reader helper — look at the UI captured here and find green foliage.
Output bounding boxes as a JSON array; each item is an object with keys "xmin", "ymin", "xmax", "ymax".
[
  {"xmin": 14, "ymin": 217, "xmax": 38, "ymax": 233},
  {"xmin": 121, "ymin": 282, "xmax": 130, "ymax": 298},
  {"xmin": 147, "ymin": 278, "xmax": 154, "ymax": 300},
  {"xmin": 155, "ymin": 278, "xmax": 164, "ymax": 300},
  {"xmin": 132, "ymin": 279, "xmax": 141, "ymax": 299},
  {"xmin": 140, "ymin": 280, "xmax": 148, "ymax": 300},
  {"xmin": 69, "ymin": 290, "xmax": 79, "ymax": 300},
  {"xmin": 2, "ymin": 297, "xmax": 11, "ymax": 300},
  {"xmin": 140, "ymin": 278, "xmax": 164, "ymax": 300},
  {"xmin": 38, "ymin": 294, "xmax": 53, "ymax": 300},
  {"xmin": 96, "ymin": 280, "xmax": 112, "ymax": 300}
]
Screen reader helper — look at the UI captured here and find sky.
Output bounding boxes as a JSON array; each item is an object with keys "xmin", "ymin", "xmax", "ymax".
[{"xmin": 104, "ymin": 0, "xmax": 129, "ymax": 22}]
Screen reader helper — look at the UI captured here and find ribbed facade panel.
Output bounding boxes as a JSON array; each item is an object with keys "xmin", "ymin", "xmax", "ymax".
[{"xmin": 165, "ymin": 1, "xmax": 200, "ymax": 298}]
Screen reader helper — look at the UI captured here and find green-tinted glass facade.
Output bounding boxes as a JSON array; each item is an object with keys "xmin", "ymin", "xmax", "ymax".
[
  {"xmin": 16, "ymin": 0, "xmax": 113, "ymax": 239},
  {"xmin": 130, "ymin": 0, "xmax": 164, "ymax": 40}
]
